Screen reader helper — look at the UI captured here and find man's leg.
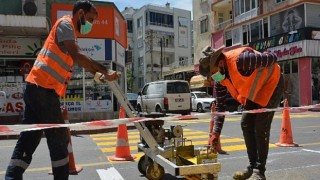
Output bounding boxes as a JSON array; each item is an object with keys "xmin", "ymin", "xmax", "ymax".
[
  {"xmin": 41, "ymin": 89, "xmax": 69, "ymax": 180},
  {"xmin": 253, "ymin": 74, "xmax": 284, "ymax": 176},
  {"xmin": 5, "ymin": 84, "xmax": 43, "ymax": 180},
  {"xmin": 241, "ymin": 100, "xmax": 260, "ymax": 168}
]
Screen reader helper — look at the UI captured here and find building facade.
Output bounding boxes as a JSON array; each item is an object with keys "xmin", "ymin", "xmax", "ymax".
[
  {"xmin": 122, "ymin": 3, "xmax": 193, "ymax": 92},
  {"xmin": 0, "ymin": 0, "xmax": 127, "ymax": 123},
  {"xmin": 191, "ymin": 0, "xmax": 215, "ymax": 93},
  {"xmin": 210, "ymin": 0, "xmax": 320, "ymax": 107}
]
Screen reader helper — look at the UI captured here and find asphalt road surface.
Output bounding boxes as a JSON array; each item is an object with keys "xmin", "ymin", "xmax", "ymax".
[{"xmin": 0, "ymin": 111, "xmax": 319, "ymax": 180}]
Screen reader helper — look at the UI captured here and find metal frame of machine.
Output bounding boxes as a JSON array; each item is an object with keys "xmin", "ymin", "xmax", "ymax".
[{"xmin": 95, "ymin": 73, "xmax": 221, "ymax": 180}]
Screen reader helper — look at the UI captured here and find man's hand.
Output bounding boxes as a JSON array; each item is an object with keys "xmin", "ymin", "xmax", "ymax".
[
  {"xmin": 102, "ymin": 70, "xmax": 120, "ymax": 81},
  {"xmin": 94, "ymin": 71, "xmax": 120, "ymax": 83}
]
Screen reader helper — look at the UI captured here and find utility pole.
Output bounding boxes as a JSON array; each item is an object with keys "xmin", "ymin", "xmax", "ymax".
[
  {"xmin": 150, "ymin": 30, "xmax": 154, "ymax": 81},
  {"xmin": 160, "ymin": 37, "xmax": 163, "ymax": 80}
]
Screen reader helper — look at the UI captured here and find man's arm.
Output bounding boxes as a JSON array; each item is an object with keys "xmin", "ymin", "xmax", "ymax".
[
  {"xmin": 63, "ymin": 40, "xmax": 118, "ymax": 81},
  {"xmin": 237, "ymin": 50, "xmax": 277, "ymax": 71},
  {"xmin": 213, "ymin": 82, "xmax": 227, "ymax": 134}
]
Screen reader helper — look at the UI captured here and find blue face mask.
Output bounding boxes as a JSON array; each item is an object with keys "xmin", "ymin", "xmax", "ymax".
[{"xmin": 211, "ymin": 71, "xmax": 225, "ymax": 82}]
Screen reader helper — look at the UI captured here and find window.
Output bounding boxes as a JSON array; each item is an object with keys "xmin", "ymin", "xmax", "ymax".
[
  {"xmin": 250, "ymin": 20, "xmax": 262, "ymax": 42},
  {"xmin": 275, "ymin": 0, "xmax": 286, "ymax": 3},
  {"xmin": 127, "ymin": 20, "xmax": 133, "ymax": 33},
  {"xmin": 179, "ymin": 57, "xmax": 188, "ymax": 66},
  {"xmin": 200, "ymin": 18, "xmax": 208, "ymax": 33},
  {"xmin": 218, "ymin": 13, "xmax": 224, "ymax": 24},
  {"xmin": 263, "ymin": 18, "xmax": 268, "ymax": 38},
  {"xmin": 178, "ymin": 17, "xmax": 189, "ymax": 27},
  {"xmin": 148, "ymin": 12, "xmax": 173, "ymax": 28},
  {"xmin": 242, "ymin": 24, "xmax": 250, "ymax": 45},
  {"xmin": 178, "ymin": 28, "xmax": 188, "ymax": 47},
  {"xmin": 225, "ymin": 30, "xmax": 232, "ymax": 47},
  {"xmin": 235, "ymin": 0, "xmax": 259, "ymax": 16},
  {"xmin": 137, "ymin": 17, "xmax": 142, "ymax": 28}
]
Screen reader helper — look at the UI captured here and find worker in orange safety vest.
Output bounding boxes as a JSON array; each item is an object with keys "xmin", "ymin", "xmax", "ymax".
[
  {"xmin": 199, "ymin": 45, "xmax": 284, "ymax": 180},
  {"xmin": 5, "ymin": 1, "xmax": 119, "ymax": 180}
]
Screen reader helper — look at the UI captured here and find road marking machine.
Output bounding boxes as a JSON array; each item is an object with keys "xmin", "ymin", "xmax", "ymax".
[{"xmin": 95, "ymin": 73, "xmax": 221, "ymax": 180}]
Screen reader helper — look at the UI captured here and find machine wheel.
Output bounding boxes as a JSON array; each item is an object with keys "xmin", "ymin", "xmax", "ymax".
[
  {"xmin": 197, "ymin": 103, "xmax": 203, "ymax": 113},
  {"xmin": 138, "ymin": 155, "xmax": 153, "ymax": 175},
  {"xmin": 155, "ymin": 105, "xmax": 162, "ymax": 113},
  {"xmin": 146, "ymin": 163, "xmax": 165, "ymax": 180}
]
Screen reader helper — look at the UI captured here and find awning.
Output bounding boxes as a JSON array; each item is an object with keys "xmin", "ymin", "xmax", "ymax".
[{"xmin": 189, "ymin": 75, "xmax": 211, "ymax": 89}]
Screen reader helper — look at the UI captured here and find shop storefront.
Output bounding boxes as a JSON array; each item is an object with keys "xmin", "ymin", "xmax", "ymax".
[
  {"xmin": 0, "ymin": 3, "xmax": 127, "ymax": 123},
  {"xmin": 0, "ymin": 37, "xmax": 44, "ymax": 122},
  {"xmin": 250, "ymin": 28, "xmax": 320, "ymax": 106}
]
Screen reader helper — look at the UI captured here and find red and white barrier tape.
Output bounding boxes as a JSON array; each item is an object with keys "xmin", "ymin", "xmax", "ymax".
[{"xmin": 0, "ymin": 104, "xmax": 319, "ymax": 134}]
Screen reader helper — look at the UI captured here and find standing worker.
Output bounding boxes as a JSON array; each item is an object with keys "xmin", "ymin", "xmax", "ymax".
[
  {"xmin": 200, "ymin": 46, "xmax": 284, "ymax": 180},
  {"xmin": 5, "ymin": 1, "xmax": 119, "ymax": 180}
]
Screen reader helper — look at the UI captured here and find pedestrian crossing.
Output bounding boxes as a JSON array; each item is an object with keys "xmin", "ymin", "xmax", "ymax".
[
  {"xmin": 169, "ymin": 113, "xmax": 320, "ymax": 124},
  {"xmin": 90, "ymin": 128, "xmax": 276, "ymax": 160}
]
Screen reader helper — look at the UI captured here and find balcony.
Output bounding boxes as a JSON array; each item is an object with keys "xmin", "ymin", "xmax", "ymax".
[
  {"xmin": 0, "ymin": 14, "xmax": 49, "ymax": 36},
  {"xmin": 216, "ymin": 19, "xmax": 232, "ymax": 31},
  {"xmin": 234, "ymin": 8, "xmax": 259, "ymax": 24}
]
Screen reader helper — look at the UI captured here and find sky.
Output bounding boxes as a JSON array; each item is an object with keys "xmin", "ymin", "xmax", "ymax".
[{"xmin": 100, "ymin": 0, "xmax": 193, "ymax": 14}]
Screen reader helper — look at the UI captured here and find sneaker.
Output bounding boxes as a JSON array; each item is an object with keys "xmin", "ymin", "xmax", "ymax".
[
  {"xmin": 248, "ymin": 169, "xmax": 266, "ymax": 180},
  {"xmin": 233, "ymin": 166, "xmax": 253, "ymax": 180}
]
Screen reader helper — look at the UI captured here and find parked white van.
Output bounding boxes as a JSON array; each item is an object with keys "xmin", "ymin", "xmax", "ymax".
[{"xmin": 137, "ymin": 80, "xmax": 191, "ymax": 115}]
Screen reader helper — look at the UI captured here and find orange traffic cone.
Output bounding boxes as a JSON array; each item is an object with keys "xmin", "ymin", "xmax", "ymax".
[
  {"xmin": 49, "ymin": 106, "xmax": 83, "ymax": 175},
  {"xmin": 275, "ymin": 100, "xmax": 299, "ymax": 147},
  {"xmin": 109, "ymin": 106, "xmax": 136, "ymax": 161}
]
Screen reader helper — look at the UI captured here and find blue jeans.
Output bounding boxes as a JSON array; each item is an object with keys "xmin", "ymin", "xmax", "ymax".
[{"xmin": 5, "ymin": 83, "xmax": 69, "ymax": 180}]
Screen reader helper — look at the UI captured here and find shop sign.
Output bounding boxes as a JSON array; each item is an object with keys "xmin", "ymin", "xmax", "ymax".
[
  {"xmin": 0, "ymin": 37, "xmax": 43, "ymax": 58},
  {"xmin": 60, "ymin": 101, "xmax": 83, "ymax": 112},
  {"xmin": 78, "ymin": 38, "xmax": 106, "ymax": 60},
  {"xmin": 60, "ymin": 100, "xmax": 112, "ymax": 113},
  {"xmin": 273, "ymin": 46, "xmax": 303, "ymax": 58},
  {"xmin": 0, "ymin": 83, "xmax": 25, "ymax": 115},
  {"xmin": 250, "ymin": 30, "xmax": 303, "ymax": 51},
  {"xmin": 268, "ymin": 41, "xmax": 304, "ymax": 60},
  {"xmin": 85, "ymin": 100, "xmax": 112, "ymax": 112},
  {"xmin": 116, "ymin": 42, "xmax": 125, "ymax": 66}
]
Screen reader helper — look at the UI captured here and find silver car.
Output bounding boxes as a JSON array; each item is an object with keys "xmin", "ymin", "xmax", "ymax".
[{"xmin": 191, "ymin": 91, "xmax": 215, "ymax": 112}]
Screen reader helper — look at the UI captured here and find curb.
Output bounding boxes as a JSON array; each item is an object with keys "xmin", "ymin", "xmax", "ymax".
[{"xmin": 0, "ymin": 124, "xmax": 137, "ymax": 140}]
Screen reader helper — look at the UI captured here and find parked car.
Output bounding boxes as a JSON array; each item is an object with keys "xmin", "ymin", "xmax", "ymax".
[
  {"xmin": 191, "ymin": 91, "xmax": 215, "ymax": 112},
  {"xmin": 137, "ymin": 80, "xmax": 191, "ymax": 115},
  {"xmin": 126, "ymin": 93, "xmax": 138, "ymax": 110}
]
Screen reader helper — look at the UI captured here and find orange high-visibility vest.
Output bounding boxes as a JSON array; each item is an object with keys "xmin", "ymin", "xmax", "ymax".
[
  {"xmin": 26, "ymin": 16, "xmax": 75, "ymax": 97},
  {"xmin": 220, "ymin": 47, "xmax": 280, "ymax": 107}
]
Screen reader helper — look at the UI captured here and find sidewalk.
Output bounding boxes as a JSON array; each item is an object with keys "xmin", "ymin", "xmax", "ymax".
[{"xmin": 0, "ymin": 123, "xmax": 137, "ymax": 140}]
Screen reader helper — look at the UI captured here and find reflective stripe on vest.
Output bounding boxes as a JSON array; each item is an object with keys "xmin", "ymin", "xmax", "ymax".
[
  {"xmin": 51, "ymin": 156, "xmax": 69, "ymax": 168},
  {"xmin": 249, "ymin": 64, "xmax": 275, "ymax": 101},
  {"xmin": 39, "ymin": 48, "xmax": 71, "ymax": 71},
  {"xmin": 9, "ymin": 159, "xmax": 29, "ymax": 170},
  {"xmin": 33, "ymin": 60, "xmax": 66, "ymax": 84}
]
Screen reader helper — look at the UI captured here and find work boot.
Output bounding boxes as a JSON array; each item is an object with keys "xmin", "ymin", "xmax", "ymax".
[
  {"xmin": 233, "ymin": 166, "xmax": 253, "ymax": 180},
  {"xmin": 248, "ymin": 169, "xmax": 266, "ymax": 180},
  {"xmin": 216, "ymin": 138, "xmax": 228, "ymax": 154}
]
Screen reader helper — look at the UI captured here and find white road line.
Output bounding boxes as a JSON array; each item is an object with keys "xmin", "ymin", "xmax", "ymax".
[
  {"xmin": 97, "ymin": 167, "xmax": 124, "ymax": 180},
  {"xmin": 302, "ymin": 148, "xmax": 320, "ymax": 154},
  {"xmin": 219, "ymin": 150, "xmax": 303, "ymax": 161}
]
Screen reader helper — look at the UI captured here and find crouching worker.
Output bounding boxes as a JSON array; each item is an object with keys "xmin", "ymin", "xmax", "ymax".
[{"xmin": 199, "ymin": 46, "xmax": 284, "ymax": 180}]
